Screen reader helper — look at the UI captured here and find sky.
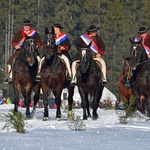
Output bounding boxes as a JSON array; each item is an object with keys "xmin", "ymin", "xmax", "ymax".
[{"xmin": 0, "ymin": 104, "xmax": 150, "ymax": 150}]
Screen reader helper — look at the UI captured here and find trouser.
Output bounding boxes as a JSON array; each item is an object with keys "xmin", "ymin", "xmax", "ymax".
[
  {"xmin": 93, "ymin": 57, "xmax": 107, "ymax": 80},
  {"xmin": 37, "ymin": 54, "xmax": 72, "ymax": 77},
  {"xmin": 6, "ymin": 50, "xmax": 19, "ymax": 80},
  {"xmin": 37, "ymin": 56, "xmax": 45, "ymax": 74},
  {"xmin": 71, "ymin": 58, "xmax": 107, "ymax": 82},
  {"xmin": 71, "ymin": 60, "xmax": 80, "ymax": 82},
  {"xmin": 7, "ymin": 64, "xmax": 12, "ymax": 79},
  {"xmin": 59, "ymin": 54, "xmax": 72, "ymax": 76}
]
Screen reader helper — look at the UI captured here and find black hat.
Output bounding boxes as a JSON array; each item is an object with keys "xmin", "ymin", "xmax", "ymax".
[
  {"xmin": 53, "ymin": 23, "xmax": 63, "ymax": 29},
  {"xmin": 22, "ymin": 20, "xmax": 32, "ymax": 25},
  {"xmin": 87, "ymin": 25, "xmax": 100, "ymax": 32},
  {"xmin": 137, "ymin": 27, "xmax": 148, "ymax": 34}
]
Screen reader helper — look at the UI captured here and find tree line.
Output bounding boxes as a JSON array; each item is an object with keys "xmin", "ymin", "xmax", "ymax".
[{"xmin": 0, "ymin": 0, "xmax": 150, "ymax": 98}]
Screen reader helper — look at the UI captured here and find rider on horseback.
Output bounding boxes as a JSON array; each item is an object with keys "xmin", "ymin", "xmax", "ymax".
[
  {"xmin": 71, "ymin": 25, "xmax": 107, "ymax": 86},
  {"xmin": 123, "ymin": 27, "xmax": 150, "ymax": 87},
  {"xmin": 4, "ymin": 20, "xmax": 42, "ymax": 83},
  {"xmin": 134, "ymin": 26, "xmax": 150, "ymax": 58},
  {"xmin": 53, "ymin": 23, "xmax": 72, "ymax": 80}
]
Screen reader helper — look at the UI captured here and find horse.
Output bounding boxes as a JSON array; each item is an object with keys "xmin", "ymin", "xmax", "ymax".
[
  {"xmin": 12, "ymin": 36, "xmax": 38, "ymax": 118},
  {"xmin": 40, "ymin": 27, "xmax": 74, "ymax": 121},
  {"xmin": 76, "ymin": 45, "xmax": 104, "ymax": 120},
  {"xmin": 118, "ymin": 56, "xmax": 134, "ymax": 102},
  {"xmin": 129, "ymin": 38, "xmax": 150, "ymax": 116}
]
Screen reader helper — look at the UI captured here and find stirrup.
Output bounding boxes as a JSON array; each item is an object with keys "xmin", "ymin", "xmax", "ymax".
[
  {"xmin": 35, "ymin": 75, "xmax": 41, "ymax": 82},
  {"xmin": 4, "ymin": 77, "xmax": 12, "ymax": 84},
  {"xmin": 102, "ymin": 79, "xmax": 107, "ymax": 85},
  {"xmin": 70, "ymin": 80, "xmax": 77, "ymax": 86},
  {"xmin": 67, "ymin": 75, "xmax": 72, "ymax": 81}
]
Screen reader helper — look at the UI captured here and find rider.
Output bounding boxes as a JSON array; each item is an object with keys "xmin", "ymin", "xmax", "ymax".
[
  {"xmin": 53, "ymin": 23, "xmax": 72, "ymax": 80},
  {"xmin": 134, "ymin": 26, "xmax": 150, "ymax": 58},
  {"xmin": 4, "ymin": 20, "xmax": 42, "ymax": 83},
  {"xmin": 126, "ymin": 26, "xmax": 150, "ymax": 87},
  {"xmin": 70, "ymin": 25, "xmax": 107, "ymax": 86},
  {"xmin": 123, "ymin": 27, "xmax": 150, "ymax": 87}
]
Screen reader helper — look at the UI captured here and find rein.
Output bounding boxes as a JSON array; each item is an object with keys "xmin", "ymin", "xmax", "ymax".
[{"xmin": 137, "ymin": 59, "xmax": 150, "ymax": 65}]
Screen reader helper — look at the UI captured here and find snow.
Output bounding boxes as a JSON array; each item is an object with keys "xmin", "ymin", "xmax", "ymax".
[{"xmin": 0, "ymin": 104, "xmax": 150, "ymax": 150}]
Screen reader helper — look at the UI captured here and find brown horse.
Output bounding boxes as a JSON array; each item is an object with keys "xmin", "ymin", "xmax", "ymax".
[
  {"xmin": 40, "ymin": 27, "xmax": 74, "ymax": 121},
  {"xmin": 118, "ymin": 56, "xmax": 134, "ymax": 102},
  {"xmin": 12, "ymin": 36, "xmax": 38, "ymax": 118}
]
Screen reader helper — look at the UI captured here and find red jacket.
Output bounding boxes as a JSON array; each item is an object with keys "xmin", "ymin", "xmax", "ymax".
[
  {"xmin": 76, "ymin": 33, "xmax": 105, "ymax": 55},
  {"xmin": 12, "ymin": 29, "xmax": 42, "ymax": 48}
]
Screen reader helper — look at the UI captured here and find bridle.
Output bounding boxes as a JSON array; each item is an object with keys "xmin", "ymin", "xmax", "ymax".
[
  {"xmin": 130, "ymin": 43, "xmax": 149, "ymax": 66},
  {"xmin": 43, "ymin": 34, "xmax": 56, "ymax": 59},
  {"xmin": 44, "ymin": 34, "xmax": 55, "ymax": 49}
]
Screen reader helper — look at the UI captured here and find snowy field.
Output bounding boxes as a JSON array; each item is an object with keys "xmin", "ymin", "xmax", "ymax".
[{"xmin": 0, "ymin": 104, "xmax": 150, "ymax": 150}]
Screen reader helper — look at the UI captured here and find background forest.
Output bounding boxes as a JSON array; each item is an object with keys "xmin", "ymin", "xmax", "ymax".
[{"xmin": 0, "ymin": 0, "xmax": 150, "ymax": 99}]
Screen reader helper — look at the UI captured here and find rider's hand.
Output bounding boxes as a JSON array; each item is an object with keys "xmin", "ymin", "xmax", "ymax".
[
  {"xmin": 96, "ymin": 53, "xmax": 101, "ymax": 58},
  {"xmin": 148, "ymin": 54, "xmax": 150, "ymax": 58},
  {"xmin": 59, "ymin": 46, "xmax": 65, "ymax": 51},
  {"xmin": 15, "ymin": 45, "xmax": 21, "ymax": 50}
]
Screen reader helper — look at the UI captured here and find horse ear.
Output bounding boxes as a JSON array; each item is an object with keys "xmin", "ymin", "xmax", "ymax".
[
  {"xmin": 51, "ymin": 27, "xmax": 55, "ymax": 35},
  {"xmin": 129, "ymin": 38, "xmax": 134, "ymax": 44},
  {"xmin": 45, "ymin": 27, "xmax": 49, "ymax": 34},
  {"xmin": 139, "ymin": 37, "xmax": 143, "ymax": 44}
]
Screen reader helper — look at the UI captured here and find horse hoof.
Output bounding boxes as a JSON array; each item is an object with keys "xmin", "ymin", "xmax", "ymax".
[
  {"xmin": 26, "ymin": 116, "xmax": 31, "ymax": 120},
  {"xmin": 83, "ymin": 116, "xmax": 87, "ymax": 120},
  {"xmin": 43, "ymin": 117, "xmax": 49, "ymax": 121},
  {"xmin": 92, "ymin": 114, "xmax": 99, "ymax": 120},
  {"xmin": 56, "ymin": 114, "xmax": 61, "ymax": 118}
]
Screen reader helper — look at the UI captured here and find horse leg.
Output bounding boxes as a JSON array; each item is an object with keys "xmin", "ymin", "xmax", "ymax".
[
  {"xmin": 92, "ymin": 88, "xmax": 103, "ymax": 120},
  {"xmin": 42, "ymin": 85, "xmax": 49, "ymax": 121},
  {"xmin": 53, "ymin": 88, "xmax": 62, "ymax": 119},
  {"xmin": 144, "ymin": 95, "xmax": 150, "ymax": 117},
  {"xmin": 87, "ymin": 94, "xmax": 92, "ymax": 118},
  {"xmin": 78, "ymin": 87, "xmax": 88, "ymax": 120},
  {"xmin": 32, "ymin": 83, "xmax": 41, "ymax": 118},
  {"xmin": 13, "ymin": 84, "xmax": 20, "ymax": 112},
  {"xmin": 22, "ymin": 86, "xmax": 32, "ymax": 119},
  {"xmin": 67, "ymin": 86, "xmax": 74, "ymax": 120}
]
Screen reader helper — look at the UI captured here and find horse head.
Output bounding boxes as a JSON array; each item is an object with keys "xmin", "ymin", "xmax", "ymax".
[
  {"xmin": 43, "ymin": 27, "xmax": 56, "ymax": 59},
  {"xmin": 22, "ymin": 36, "xmax": 37, "ymax": 66},
  {"xmin": 79, "ymin": 43, "xmax": 92, "ymax": 73},
  {"xmin": 129, "ymin": 38, "xmax": 147, "ymax": 68},
  {"xmin": 122, "ymin": 56, "xmax": 131, "ymax": 79}
]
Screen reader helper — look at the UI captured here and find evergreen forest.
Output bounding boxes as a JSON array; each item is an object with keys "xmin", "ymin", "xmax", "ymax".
[{"xmin": 0, "ymin": 0, "xmax": 150, "ymax": 99}]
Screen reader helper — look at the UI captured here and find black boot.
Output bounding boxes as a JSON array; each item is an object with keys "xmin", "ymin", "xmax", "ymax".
[
  {"xmin": 3, "ymin": 76, "xmax": 12, "ymax": 84},
  {"xmin": 66, "ymin": 75, "xmax": 72, "ymax": 81},
  {"xmin": 35, "ymin": 74, "xmax": 41, "ymax": 82}
]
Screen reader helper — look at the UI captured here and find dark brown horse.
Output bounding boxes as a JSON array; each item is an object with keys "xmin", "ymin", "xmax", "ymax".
[
  {"xmin": 12, "ymin": 36, "xmax": 38, "ymax": 118},
  {"xmin": 40, "ymin": 27, "xmax": 74, "ymax": 120},
  {"xmin": 76, "ymin": 45, "xmax": 104, "ymax": 120},
  {"xmin": 129, "ymin": 38, "xmax": 149, "ymax": 115},
  {"xmin": 118, "ymin": 56, "xmax": 134, "ymax": 102}
]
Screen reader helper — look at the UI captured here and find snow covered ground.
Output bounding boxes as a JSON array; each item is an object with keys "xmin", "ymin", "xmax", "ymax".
[{"xmin": 0, "ymin": 104, "xmax": 150, "ymax": 150}]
